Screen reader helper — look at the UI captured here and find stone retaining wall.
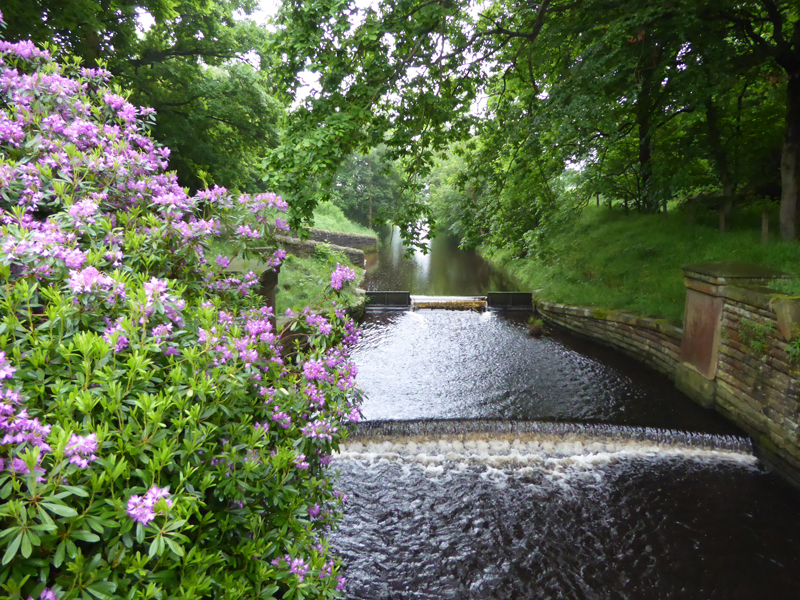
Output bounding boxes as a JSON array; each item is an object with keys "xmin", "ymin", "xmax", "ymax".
[
  {"xmin": 275, "ymin": 235, "xmax": 365, "ymax": 267},
  {"xmin": 536, "ymin": 303, "xmax": 683, "ymax": 379},
  {"xmin": 293, "ymin": 228, "xmax": 378, "ymax": 251},
  {"xmin": 537, "ymin": 275, "xmax": 800, "ymax": 488},
  {"xmin": 711, "ymin": 291, "xmax": 800, "ymax": 481}
]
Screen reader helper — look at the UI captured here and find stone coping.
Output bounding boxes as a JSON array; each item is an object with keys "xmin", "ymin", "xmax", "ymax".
[
  {"xmin": 681, "ymin": 277, "xmax": 800, "ymax": 340},
  {"xmin": 536, "ymin": 300, "xmax": 683, "ymax": 340},
  {"xmin": 289, "ymin": 227, "xmax": 378, "ymax": 250},
  {"xmin": 309, "ymin": 227, "xmax": 377, "ymax": 242},
  {"xmin": 683, "ymin": 261, "xmax": 794, "ymax": 285}
]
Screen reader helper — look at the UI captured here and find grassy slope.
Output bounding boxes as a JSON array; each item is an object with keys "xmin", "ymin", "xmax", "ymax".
[
  {"xmin": 310, "ymin": 201, "xmax": 376, "ymax": 236},
  {"xmin": 486, "ymin": 207, "xmax": 800, "ymax": 324}
]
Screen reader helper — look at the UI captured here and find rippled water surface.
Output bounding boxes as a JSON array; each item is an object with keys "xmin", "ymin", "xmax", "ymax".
[
  {"xmin": 353, "ymin": 310, "xmax": 737, "ymax": 433},
  {"xmin": 333, "ymin": 443, "xmax": 800, "ymax": 600}
]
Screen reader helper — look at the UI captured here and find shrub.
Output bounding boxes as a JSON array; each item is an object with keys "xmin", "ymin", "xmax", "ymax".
[{"xmin": 0, "ymin": 15, "xmax": 359, "ymax": 600}]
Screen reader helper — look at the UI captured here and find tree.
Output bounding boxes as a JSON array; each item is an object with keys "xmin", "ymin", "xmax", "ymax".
[
  {"xmin": 697, "ymin": 1, "xmax": 800, "ymax": 239},
  {"xmin": 270, "ymin": 0, "xmax": 797, "ymax": 248},
  {"xmin": 330, "ymin": 147, "xmax": 405, "ymax": 229},
  {"xmin": 3, "ymin": 0, "xmax": 283, "ymax": 192},
  {"xmin": 265, "ymin": 0, "xmax": 484, "ymax": 248}
]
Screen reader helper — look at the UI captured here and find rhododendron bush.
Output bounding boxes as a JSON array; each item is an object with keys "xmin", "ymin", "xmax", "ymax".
[{"xmin": 0, "ymin": 15, "xmax": 360, "ymax": 600}]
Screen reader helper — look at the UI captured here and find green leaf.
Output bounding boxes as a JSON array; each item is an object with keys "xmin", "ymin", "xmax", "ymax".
[
  {"xmin": 41, "ymin": 502, "xmax": 78, "ymax": 518},
  {"xmin": 20, "ymin": 533, "xmax": 32, "ymax": 558},
  {"xmin": 148, "ymin": 537, "xmax": 160, "ymax": 559},
  {"xmin": 2, "ymin": 532, "xmax": 22, "ymax": 565},
  {"xmin": 86, "ymin": 581, "xmax": 117, "ymax": 600},
  {"xmin": 164, "ymin": 537, "xmax": 184, "ymax": 557},
  {"xmin": 70, "ymin": 529, "xmax": 100, "ymax": 543},
  {"xmin": 0, "ymin": 480, "xmax": 12, "ymax": 500},
  {"xmin": 61, "ymin": 485, "xmax": 90, "ymax": 497},
  {"xmin": 53, "ymin": 541, "xmax": 66, "ymax": 568}
]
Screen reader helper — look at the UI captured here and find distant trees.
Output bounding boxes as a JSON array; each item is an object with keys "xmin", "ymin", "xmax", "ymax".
[{"xmin": 330, "ymin": 147, "xmax": 405, "ymax": 229}]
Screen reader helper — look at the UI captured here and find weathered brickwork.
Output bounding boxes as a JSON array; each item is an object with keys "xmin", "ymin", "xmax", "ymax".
[
  {"xmin": 536, "ymin": 303, "xmax": 682, "ymax": 378},
  {"xmin": 294, "ymin": 228, "xmax": 378, "ymax": 251},
  {"xmin": 537, "ymin": 289, "xmax": 800, "ymax": 486},
  {"xmin": 274, "ymin": 235, "xmax": 366, "ymax": 267},
  {"xmin": 715, "ymin": 298, "xmax": 800, "ymax": 474}
]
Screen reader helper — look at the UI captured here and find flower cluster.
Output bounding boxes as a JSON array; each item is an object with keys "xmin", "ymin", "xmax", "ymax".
[
  {"xmin": 0, "ymin": 19, "xmax": 357, "ymax": 600},
  {"xmin": 330, "ymin": 262, "xmax": 356, "ymax": 290},
  {"xmin": 126, "ymin": 486, "xmax": 173, "ymax": 525},
  {"xmin": 65, "ymin": 433, "xmax": 98, "ymax": 468}
]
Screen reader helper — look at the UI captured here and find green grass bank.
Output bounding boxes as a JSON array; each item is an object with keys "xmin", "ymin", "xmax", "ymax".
[
  {"xmin": 484, "ymin": 207, "xmax": 800, "ymax": 324},
  {"xmin": 310, "ymin": 201, "xmax": 376, "ymax": 236}
]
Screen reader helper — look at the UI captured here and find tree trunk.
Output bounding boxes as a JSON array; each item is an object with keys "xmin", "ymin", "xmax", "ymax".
[
  {"xmin": 762, "ymin": 208, "xmax": 770, "ymax": 243},
  {"xmin": 82, "ymin": 27, "xmax": 102, "ymax": 68},
  {"xmin": 635, "ymin": 37, "xmax": 658, "ymax": 213},
  {"xmin": 780, "ymin": 72, "xmax": 800, "ymax": 240},
  {"xmin": 368, "ymin": 196, "xmax": 373, "ymax": 230},
  {"xmin": 637, "ymin": 102, "xmax": 654, "ymax": 212},
  {"xmin": 705, "ymin": 99, "xmax": 735, "ymax": 233}
]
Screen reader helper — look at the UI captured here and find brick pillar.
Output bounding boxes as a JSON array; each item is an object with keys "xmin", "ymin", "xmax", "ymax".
[{"xmin": 675, "ymin": 261, "xmax": 792, "ymax": 408}]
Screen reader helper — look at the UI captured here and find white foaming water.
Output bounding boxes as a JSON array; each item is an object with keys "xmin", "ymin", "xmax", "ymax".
[{"xmin": 334, "ymin": 435, "xmax": 760, "ymax": 480}]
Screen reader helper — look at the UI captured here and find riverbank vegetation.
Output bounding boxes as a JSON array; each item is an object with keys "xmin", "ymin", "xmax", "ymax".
[{"xmin": 485, "ymin": 207, "xmax": 800, "ymax": 323}]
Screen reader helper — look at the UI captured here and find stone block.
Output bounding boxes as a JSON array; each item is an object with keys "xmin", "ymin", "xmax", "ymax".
[
  {"xmin": 305, "ymin": 228, "xmax": 378, "ymax": 251},
  {"xmin": 681, "ymin": 288, "xmax": 724, "ymax": 378},
  {"xmin": 674, "ymin": 361, "xmax": 717, "ymax": 409},
  {"xmin": 771, "ymin": 297, "xmax": 800, "ymax": 342}
]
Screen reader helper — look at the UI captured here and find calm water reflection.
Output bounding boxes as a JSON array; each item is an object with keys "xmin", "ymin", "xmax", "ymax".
[{"xmin": 364, "ymin": 227, "xmax": 517, "ymax": 294}]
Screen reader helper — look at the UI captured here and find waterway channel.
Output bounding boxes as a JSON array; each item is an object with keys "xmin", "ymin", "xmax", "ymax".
[{"xmin": 332, "ymin": 229, "xmax": 800, "ymax": 599}]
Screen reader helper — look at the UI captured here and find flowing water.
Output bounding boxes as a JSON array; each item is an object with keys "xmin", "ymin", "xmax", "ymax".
[{"xmin": 333, "ymin": 231, "xmax": 800, "ymax": 599}]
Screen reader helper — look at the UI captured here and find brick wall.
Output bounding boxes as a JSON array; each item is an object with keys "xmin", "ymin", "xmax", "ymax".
[
  {"xmin": 536, "ymin": 303, "xmax": 682, "ymax": 378},
  {"xmin": 297, "ymin": 228, "xmax": 378, "ymax": 251},
  {"xmin": 713, "ymin": 294, "xmax": 800, "ymax": 478}
]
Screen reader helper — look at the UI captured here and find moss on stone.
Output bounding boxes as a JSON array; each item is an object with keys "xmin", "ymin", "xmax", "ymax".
[{"xmin": 591, "ymin": 308, "xmax": 612, "ymax": 320}]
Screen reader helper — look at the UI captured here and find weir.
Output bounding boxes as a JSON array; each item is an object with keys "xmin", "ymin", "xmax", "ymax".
[
  {"xmin": 365, "ymin": 291, "xmax": 533, "ymax": 311},
  {"xmin": 349, "ymin": 419, "xmax": 754, "ymax": 455}
]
